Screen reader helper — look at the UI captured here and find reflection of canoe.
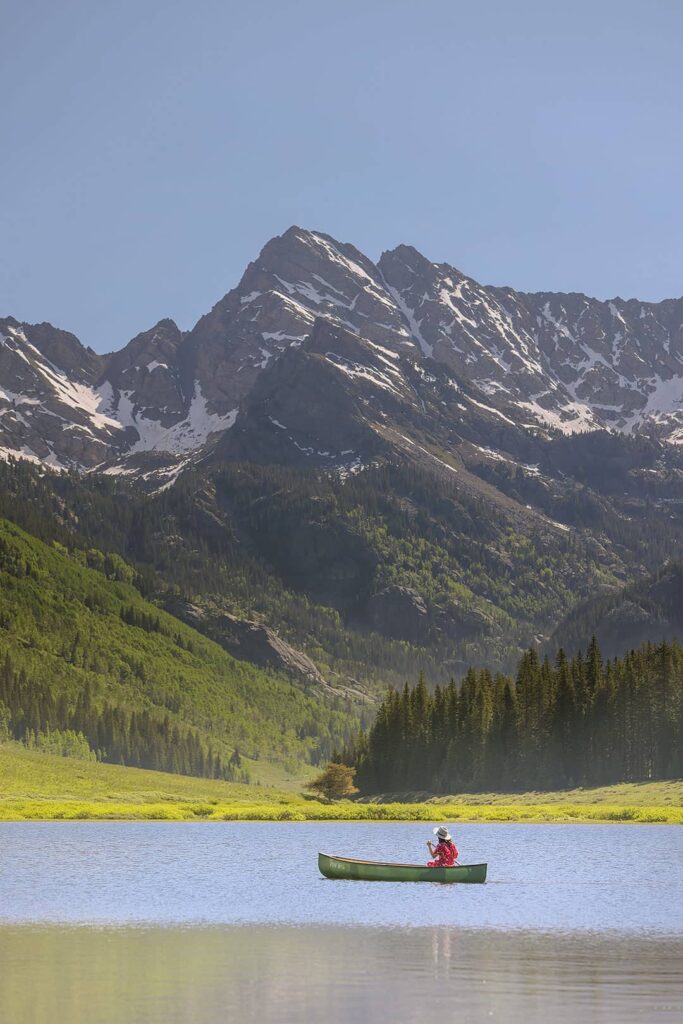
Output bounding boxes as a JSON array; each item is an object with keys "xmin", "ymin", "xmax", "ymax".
[{"xmin": 318, "ymin": 852, "xmax": 487, "ymax": 884}]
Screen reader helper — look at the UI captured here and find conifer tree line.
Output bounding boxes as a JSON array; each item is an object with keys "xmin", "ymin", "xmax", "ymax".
[
  {"xmin": 343, "ymin": 638, "xmax": 683, "ymax": 793},
  {"xmin": 119, "ymin": 605, "xmax": 162, "ymax": 635},
  {"xmin": 0, "ymin": 653, "xmax": 243, "ymax": 781}
]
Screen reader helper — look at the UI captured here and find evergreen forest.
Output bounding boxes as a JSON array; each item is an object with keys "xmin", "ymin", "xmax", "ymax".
[{"xmin": 345, "ymin": 639, "xmax": 683, "ymax": 794}]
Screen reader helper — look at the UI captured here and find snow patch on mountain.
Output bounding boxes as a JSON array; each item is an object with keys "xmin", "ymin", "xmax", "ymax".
[
  {"xmin": 518, "ymin": 398, "xmax": 596, "ymax": 433},
  {"xmin": 384, "ymin": 283, "xmax": 433, "ymax": 357},
  {"xmin": 639, "ymin": 374, "xmax": 683, "ymax": 419},
  {"xmin": 0, "ymin": 385, "xmax": 41, "ymax": 407},
  {"xmin": 324, "ymin": 352, "xmax": 404, "ymax": 396},
  {"xmin": 9, "ymin": 331, "xmax": 120, "ymax": 436},
  {"xmin": 299, "ymin": 231, "xmax": 396, "ymax": 312},
  {"xmin": 0, "ymin": 443, "xmax": 67, "ymax": 470},
  {"xmin": 113, "ymin": 384, "xmax": 237, "ymax": 454}
]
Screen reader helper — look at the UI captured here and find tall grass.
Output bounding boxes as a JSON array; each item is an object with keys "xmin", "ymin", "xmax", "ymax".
[{"xmin": 1, "ymin": 799, "xmax": 680, "ymax": 823}]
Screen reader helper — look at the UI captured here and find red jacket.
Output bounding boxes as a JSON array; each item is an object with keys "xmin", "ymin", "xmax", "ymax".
[{"xmin": 427, "ymin": 840, "xmax": 458, "ymax": 867}]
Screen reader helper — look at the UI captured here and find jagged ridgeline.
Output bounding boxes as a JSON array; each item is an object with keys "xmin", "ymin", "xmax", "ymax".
[
  {"xmin": 0, "ymin": 519, "xmax": 359, "ymax": 778},
  {"xmin": 4, "ymin": 227, "xmax": 683, "ymax": 474},
  {"xmin": 344, "ymin": 640, "xmax": 683, "ymax": 795}
]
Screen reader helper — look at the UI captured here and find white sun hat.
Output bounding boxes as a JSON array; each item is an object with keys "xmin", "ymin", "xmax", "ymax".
[{"xmin": 432, "ymin": 825, "xmax": 452, "ymax": 841}]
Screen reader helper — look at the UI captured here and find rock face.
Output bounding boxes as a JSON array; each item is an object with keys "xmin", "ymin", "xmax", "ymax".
[
  {"xmin": 3, "ymin": 225, "xmax": 683, "ymax": 472},
  {"xmin": 366, "ymin": 586, "xmax": 429, "ymax": 644},
  {"xmin": 101, "ymin": 319, "xmax": 186, "ymax": 430},
  {"xmin": 217, "ymin": 318, "xmax": 411, "ymax": 469},
  {"xmin": 215, "ymin": 613, "xmax": 327, "ymax": 687},
  {"xmin": 378, "ymin": 245, "xmax": 683, "ymax": 436},
  {"xmin": 171, "ymin": 603, "xmax": 327, "ymax": 687},
  {"xmin": 178, "ymin": 227, "xmax": 418, "ymax": 419},
  {"xmin": 0, "ymin": 317, "xmax": 121, "ymax": 468}
]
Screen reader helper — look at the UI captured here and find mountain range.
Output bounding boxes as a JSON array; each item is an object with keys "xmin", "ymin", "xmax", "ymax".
[
  {"xmin": 3, "ymin": 226, "xmax": 683, "ymax": 478},
  {"xmin": 2, "ymin": 227, "xmax": 683, "ymax": 710}
]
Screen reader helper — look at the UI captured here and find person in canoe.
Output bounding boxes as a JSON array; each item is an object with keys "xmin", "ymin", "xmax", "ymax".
[{"xmin": 426, "ymin": 826, "xmax": 458, "ymax": 867}]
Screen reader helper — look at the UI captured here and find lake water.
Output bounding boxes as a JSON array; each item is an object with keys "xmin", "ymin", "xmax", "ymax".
[{"xmin": 1, "ymin": 822, "xmax": 681, "ymax": 1022}]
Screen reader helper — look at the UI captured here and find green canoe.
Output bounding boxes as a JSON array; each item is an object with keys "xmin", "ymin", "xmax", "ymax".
[{"xmin": 318, "ymin": 852, "xmax": 487, "ymax": 884}]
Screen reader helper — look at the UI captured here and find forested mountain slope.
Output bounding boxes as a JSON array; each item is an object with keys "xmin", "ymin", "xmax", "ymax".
[
  {"xmin": 550, "ymin": 560, "xmax": 683, "ymax": 659},
  {"xmin": 1, "ymin": 435, "xmax": 683, "ymax": 683},
  {"xmin": 0, "ymin": 456, "xmax": 632, "ymax": 679},
  {"xmin": 0, "ymin": 518, "xmax": 358, "ymax": 778}
]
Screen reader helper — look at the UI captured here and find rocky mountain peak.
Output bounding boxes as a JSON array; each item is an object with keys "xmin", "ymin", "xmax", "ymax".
[
  {"xmin": 0, "ymin": 317, "xmax": 122, "ymax": 468},
  {"xmin": 177, "ymin": 225, "xmax": 418, "ymax": 421},
  {"xmin": 3, "ymin": 227, "xmax": 683, "ymax": 474},
  {"xmin": 103, "ymin": 318, "xmax": 183, "ymax": 377},
  {"xmin": 1, "ymin": 317, "xmax": 103, "ymax": 382},
  {"xmin": 379, "ymin": 242, "xmax": 439, "ymax": 279},
  {"xmin": 98, "ymin": 318, "xmax": 187, "ymax": 445}
]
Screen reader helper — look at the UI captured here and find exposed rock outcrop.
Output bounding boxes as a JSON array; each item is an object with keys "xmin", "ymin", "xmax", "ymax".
[
  {"xmin": 366, "ymin": 585, "xmax": 429, "ymax": 644},
  {"xmin": 168, "ymin": 601, "xmax": 327, "ymax": 688},
  {"xmin": 216, "ymin": 612, "xmax": 327, "ymax": 686}
]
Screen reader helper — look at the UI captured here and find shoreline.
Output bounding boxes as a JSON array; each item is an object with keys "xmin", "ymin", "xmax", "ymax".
[{"xmin": 1, "ymin": 801, "xmax": 681, "ymax": 824}]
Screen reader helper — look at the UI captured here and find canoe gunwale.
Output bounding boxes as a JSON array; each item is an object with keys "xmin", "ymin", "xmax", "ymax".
[{"xmin": 318, "ymin": 852, "xmax": 486, "ymax": 871}]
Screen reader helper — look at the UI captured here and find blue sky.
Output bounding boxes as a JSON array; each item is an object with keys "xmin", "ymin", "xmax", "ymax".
[{"xmin": 2, "ymin": 0, "xmax": 682, "ymax": 352}]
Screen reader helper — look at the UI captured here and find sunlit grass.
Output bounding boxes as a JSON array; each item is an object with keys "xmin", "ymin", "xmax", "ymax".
[
  {"xmin": 375, "ymin": 779, "xmax": 683, "ymax": 807},
  {"xmin": 1, "ymin": 799, "xmax": 681, "ymax": 824},
  {"xmin": 1, "ymin": 745, "xmax": 680, "ymax": 823}
]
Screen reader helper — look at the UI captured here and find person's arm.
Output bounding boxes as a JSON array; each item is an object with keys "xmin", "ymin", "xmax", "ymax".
[{"xmin": 426, "ymin": 840, "xmax": 436, "ymax": 855}]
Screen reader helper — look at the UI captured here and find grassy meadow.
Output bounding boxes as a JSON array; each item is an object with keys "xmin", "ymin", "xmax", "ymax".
[{"xmin": 1, "ymin": 744, "xmax": 681, "ymax": 823}]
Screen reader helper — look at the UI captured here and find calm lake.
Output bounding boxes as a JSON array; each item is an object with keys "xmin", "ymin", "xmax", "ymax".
[{"xmin": 1, "ymin": 822, "xmax": 682, "ymax": 1022}]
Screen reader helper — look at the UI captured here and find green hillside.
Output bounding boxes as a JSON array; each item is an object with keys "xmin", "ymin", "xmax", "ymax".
[
  {"xmin": 0, "ymin": 518, "xmax": 358, "ymax": 779},
  {"xmin": 0, "ymin": 458, "xmax": 624, "ymax": 682},
  {"xmin": 1, "ymin": 744, "xmax": 680, "ymax": 822}
]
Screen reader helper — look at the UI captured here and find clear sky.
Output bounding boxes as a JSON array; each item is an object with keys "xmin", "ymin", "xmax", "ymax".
[{"xmin": 2, "ymin": 0, "xmax": 682, "ymax": 353}]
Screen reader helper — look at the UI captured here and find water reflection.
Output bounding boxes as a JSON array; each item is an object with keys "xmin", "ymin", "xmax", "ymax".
[
  {"xmin": 1, "ymin": 925, "xmax": 681, "ymax": 1023},
  {"xmin": 2, "ymin": 824, "xmax": 681, "ymax": 1022}
]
